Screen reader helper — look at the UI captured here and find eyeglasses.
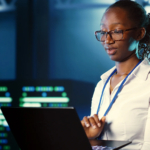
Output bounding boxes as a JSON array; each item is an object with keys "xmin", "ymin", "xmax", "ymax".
[{"xmin": 95, "ymin": 27, "xmax": 137, "ymax": 42}]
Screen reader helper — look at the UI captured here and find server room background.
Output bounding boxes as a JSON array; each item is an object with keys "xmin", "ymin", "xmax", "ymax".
[{"xmin": 0, "ymin": 0, "xmax": 150, "ymax": 149}]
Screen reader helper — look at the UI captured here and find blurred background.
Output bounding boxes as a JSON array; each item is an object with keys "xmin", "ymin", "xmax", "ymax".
[{"xmin": 0, "ymin": 0, "xmax": 149, "ymax": 149}]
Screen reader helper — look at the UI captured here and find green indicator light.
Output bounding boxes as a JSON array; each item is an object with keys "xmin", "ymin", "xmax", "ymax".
[
  {"xmin": 4, "ymin": 87, "xmax": 8, "ymax": 91},
  {"xmin": 19, "ymin": 98, "xmax": 24, "ymax": 102},
  {"xmin": 0, "ymin": 87, "xmax": 8, "ymax": 92},
  {"xmin": 4, "ymin": 133, "xmax": 8, "ymax": 137},
  {"xmin": 0, "ymin": 115, "xmax": 5, "ymax": 120},
  {"xmin": 38, "ymin": 87, "xmax": 41, "ymax": 91},
  {"xmin": 41, "ymin": 87, "xmax": 44, "ymax": 91},
  {"xmin": 3, "ymin": 145, "xmax": 10, "ymax": 150},
  {"xmin": 62, "ymin": 103, "xmax": 68, "ymax": 107},
  {"xmin": 44, "ymin": 87, "xmax": 46, "ymax": 91},
  {"xmin": 0, "ymin": 121, "xmax": 2, "ymax": 125},
  {"xmin": 43, "ymin": 103, "xmax": 47, "ymax": 107},
  {"xmin": 22, "ymin": 92, "xmax": 27, "ymax": 97},
  {"xmin": 43, "ymin": 87, "xmax": 46, "ymax": 91},
  {"xmin": 19, "ymin": 103, "xmax": 23, "ymax": 107},
  {"xmin": 22, "ymin": 103, "xmax": 41, "ymax": 107},
  {"xmin": 50, "ymin": 87, "xmax": 53, "ymax": 91},
  {"xmin": 54, "ymin": 87, "xmax": 58, "ymax": 92},
  {"xmin": 21, "ymin": 97, "xmax": 69, "ymax": 103},
  {"xmin": 62, "ymin": 92, "xmax": 67, "ymax": 97},
  {"xmin": 35, "ymin": 86, "xmax": 54, "ymax": 92},
  {"xmin": 53, "ymin": 104, "xmax": 57, "ymax": 107},
  {"xmin": 0, "ymin": 126, "xmax": 4, "ymax": 131},
  {"xmin": 35, "ymin": 87, "xmax": 39, "ymax": 91},
  {"xmin": 0, "ymin": 97, "xmax": 12, "ymax": 102}
]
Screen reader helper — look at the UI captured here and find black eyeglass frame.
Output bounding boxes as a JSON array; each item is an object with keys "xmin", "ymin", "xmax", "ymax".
[{"xmin": 95, "ymin": 27, "xmax": 138, "ymax": 42}]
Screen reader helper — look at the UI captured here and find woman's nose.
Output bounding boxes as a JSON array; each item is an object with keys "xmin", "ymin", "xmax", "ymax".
[{"xmin": 105, "ymin": 33, "xmax": 115, "ymax": 44}]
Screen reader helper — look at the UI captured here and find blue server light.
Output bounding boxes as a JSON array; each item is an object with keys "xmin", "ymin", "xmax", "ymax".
[
  {"xmin": 54, "ymin": 86, "xmax": 65, "ymax": 92},
  {"xmin": 49, "ymin": 103, "xmax": 53, "ymax": 107},
  {"xmin": 22, "ymin": 86, "xmax": 35, "ymax": 92},
  {"xmin": 7, "ymin": 103, "xmax": 11, "ymax": 107},
  {"xmin": 6, "ymin": 127, "xmax": 10, "ymax": 131},
  {"xmin": 42, "ymin": 92, "xmax": 47, "ymax": 97},
  {"xmin": 5, "ymin": 92, "xmax": 10, "ymax": 97},
  {"xmin": 0, "ymin": 139, "xmax": 8, "ymax": 144},
  {"xmin": 58, "ymin": 103, "xmax": 62, "ymax": 107}
]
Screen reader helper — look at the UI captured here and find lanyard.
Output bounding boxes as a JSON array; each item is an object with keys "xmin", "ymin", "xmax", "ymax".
[{"xmin": 96, "ymin": 60, "xmax": 142, "ymax": 116}]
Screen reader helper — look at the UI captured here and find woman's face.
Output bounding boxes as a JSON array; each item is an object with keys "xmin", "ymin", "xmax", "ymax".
[{"xmin": 101, "ymin": 7, "xmax": 138, "ymax": 62}]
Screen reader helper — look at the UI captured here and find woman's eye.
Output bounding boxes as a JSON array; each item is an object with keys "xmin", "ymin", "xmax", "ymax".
[
  {"xmin": 114, "ymin": 30, "xmax": 122, "ymax": 33},
  {"xmin": 101, "ymin": 31, "xmax": 106, "ymax": 35}
]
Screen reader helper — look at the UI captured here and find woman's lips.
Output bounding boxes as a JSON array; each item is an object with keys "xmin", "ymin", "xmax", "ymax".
[{"xmin": 106, "ymin": 48, "xmax": 117, "ymax": 55}]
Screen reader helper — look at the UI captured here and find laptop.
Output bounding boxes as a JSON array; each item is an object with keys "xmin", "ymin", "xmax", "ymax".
[{"xmin": 1, "ymin": 107, "xmax": 131, "ymax": 150}]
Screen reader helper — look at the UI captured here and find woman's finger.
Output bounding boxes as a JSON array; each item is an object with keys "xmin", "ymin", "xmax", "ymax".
[
  {"xmin": 100, "ymin": 116, "xmax": 106, "ymax": 129},
  {"xmin": 93, "ymin": 114, "xmax": 101, "ymax": 127},
  {"xmin": 88, "ymin": 117, "xmax": 98, "ymax": 129},
  {"xmin": 83, "ymin": 116, "xmax": 90, "ymax": 127},
  {"xmin": 81, "ymin": 120, "xmax": 85, "ymax": 127}
]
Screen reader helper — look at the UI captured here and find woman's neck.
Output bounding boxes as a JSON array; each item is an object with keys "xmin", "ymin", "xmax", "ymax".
[{"xmin": 115, "ymin": 55, "xmax": 140, "ymax": 75}]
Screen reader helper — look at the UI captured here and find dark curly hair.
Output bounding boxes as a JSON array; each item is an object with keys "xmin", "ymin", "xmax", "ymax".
[{"xmin": 106, "ymin": 0, "xmax": 150, "ymax": 61}]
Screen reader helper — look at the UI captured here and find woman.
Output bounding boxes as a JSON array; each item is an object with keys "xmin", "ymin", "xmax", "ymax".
[{"xmin": 81, "ymin": 0, "xmax": 150, "ymax": 149}]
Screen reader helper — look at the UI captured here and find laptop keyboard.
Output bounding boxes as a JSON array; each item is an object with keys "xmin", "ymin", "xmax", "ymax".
[{"xmin": 92, "ymin": 146, "xmax": 113, "ymax": 150}]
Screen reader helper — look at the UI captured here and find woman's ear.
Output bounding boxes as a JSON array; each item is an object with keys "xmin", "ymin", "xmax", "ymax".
[{"xmin": 136, "ymin": 27, "xmax": 146, "ymax": 41}]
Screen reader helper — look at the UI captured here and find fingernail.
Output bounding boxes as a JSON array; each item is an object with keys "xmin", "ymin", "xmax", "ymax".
[
  {"xmin": 98, "ymin": 123, "xmax": 101, "ymax": 127},
  {"xmin": 86, "ymin": 123, "xmax": 90, "ymax": 127},
  {"xmin": 93, "ymin": 125, "xmax": 96, "ymax": 129}
]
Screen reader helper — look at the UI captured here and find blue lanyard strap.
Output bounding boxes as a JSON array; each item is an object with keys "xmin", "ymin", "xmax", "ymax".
[{"xmin": 96, "ymin": 60, "xmax": 142, "ymax": 116}]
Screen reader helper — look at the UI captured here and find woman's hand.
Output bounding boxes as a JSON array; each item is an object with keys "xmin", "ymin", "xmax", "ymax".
[{"xmin": 81, "ymin": 114, "xmax": 105, "ymax": 139}]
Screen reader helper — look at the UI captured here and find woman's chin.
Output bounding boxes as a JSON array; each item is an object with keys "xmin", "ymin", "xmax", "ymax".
[{"xmin": 108, "ymin": 55, "xmax": 119, "ymax": 61}]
